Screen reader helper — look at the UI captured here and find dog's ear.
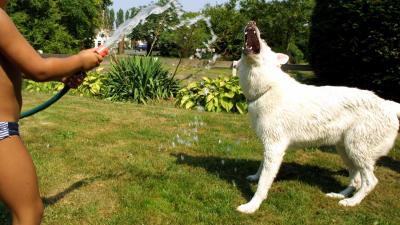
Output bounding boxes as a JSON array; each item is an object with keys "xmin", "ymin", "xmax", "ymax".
[{"xmin": 276, "ymin": 53, "xmax": 289, "ymax": 65}]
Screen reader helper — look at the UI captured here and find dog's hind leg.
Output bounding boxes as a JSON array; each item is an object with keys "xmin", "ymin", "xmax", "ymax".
[
  {"xmin": 339, "ymin": 165, "xmax": 378, "ymax": 206},
  {"xmin": 237, "ymin": 140, "xmax": 288, "ymax": 214},
  {"xmin": 247, "ymin": 160, "xmax": 263, "ymax": 182},
  {"xmin": 326, "ymin": 145, "xmax": 361, "ymax": 199}
]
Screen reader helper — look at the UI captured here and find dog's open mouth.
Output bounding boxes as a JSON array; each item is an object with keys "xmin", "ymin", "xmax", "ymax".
[{"xmin": 244, "ymin": 21, "xmax": 261, "ymax": 55}]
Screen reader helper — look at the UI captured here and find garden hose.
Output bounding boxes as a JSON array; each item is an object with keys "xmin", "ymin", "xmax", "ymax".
[
  {"xmin": 20, "ymin": 46, "xmax": 109, "ymax": 119},
  {"xmin": 20, "ymin": 85, "xmax": 70, "ymax": 119}
]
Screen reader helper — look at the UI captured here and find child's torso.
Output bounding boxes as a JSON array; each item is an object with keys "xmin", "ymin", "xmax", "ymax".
[{"xmin": 0, "ymin": 53, "xmax": 22, "ymax": 121}]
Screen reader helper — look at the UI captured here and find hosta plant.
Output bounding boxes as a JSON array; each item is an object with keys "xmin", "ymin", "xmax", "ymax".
[
  {"xmin": 24, "ymin": 69, "xmax": 105, "ymax": 97},
  {"xmin": 102, "ymin": 57, "xmax": 180, "ymax": 104},
  {"xmin": 76, "ymin": 70, "xmax": 105, "ymax": 97},
  {"xmin": 176, "ymin": 76, "xmax": 247, "ymax": 114}
]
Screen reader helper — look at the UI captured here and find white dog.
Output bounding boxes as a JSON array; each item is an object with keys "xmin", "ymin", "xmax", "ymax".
[{"xmin": 236, "ymin": 21, "xmax": 400, "ymax": 214}]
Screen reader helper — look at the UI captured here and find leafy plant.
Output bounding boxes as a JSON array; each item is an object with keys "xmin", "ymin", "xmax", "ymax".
[
  {"xmin": 24, "ymin": 69, "xmax": 105, "ymax": 97},
  {"xmin": 24, "ymin": 80, "xmax": 64, "ymax": 94},
  {"xmin": 76, "ymin": 70, "xmax": 105, "ymax": 97},
  {"xmin": 176, "ymin": 76, "xmax": 247, "ymax": 114},
  {"xmin": 102, "ymin": 56, "xmax": 180, "ymax": 103}
]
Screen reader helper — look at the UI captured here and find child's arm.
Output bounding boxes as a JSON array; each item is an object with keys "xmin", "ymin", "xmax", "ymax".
[{"xmin": 0, "ymin": 8, "xmax": 102, "ymax": 82}]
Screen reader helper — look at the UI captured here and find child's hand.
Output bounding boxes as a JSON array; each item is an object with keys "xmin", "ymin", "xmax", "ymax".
[
  {"xmin": 78, "ymin": 49, "xmax": 103, "ymax": 71},
  {"xmin": 61, "ymin": 72, "xmax": 86, "ymax": 89}
]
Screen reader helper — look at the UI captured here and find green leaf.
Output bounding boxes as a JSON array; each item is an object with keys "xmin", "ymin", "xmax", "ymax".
[{"xmin": 185, "ymin": 101, "xmax": 195, "ymax": 109}]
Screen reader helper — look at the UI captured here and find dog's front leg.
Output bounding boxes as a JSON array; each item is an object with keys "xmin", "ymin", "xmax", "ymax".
[{"xmin": 237, "ymin": 141, "xmax": 288, "ymax": 214}]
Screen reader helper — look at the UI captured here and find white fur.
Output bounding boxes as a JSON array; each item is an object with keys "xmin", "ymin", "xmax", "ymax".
[{"xmin": 236, "ymin": 26, "xmax": 400, "ymax": 214}]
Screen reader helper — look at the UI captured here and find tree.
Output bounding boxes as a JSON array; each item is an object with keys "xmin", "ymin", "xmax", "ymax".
[
  {"xmin": 203, "ymin": 0, "xmax": 248, "ymax": 60},
  {"xmin": 116, "ymin": 9, "xmax": 124, "ymax": 28},
  {"xmin": 108, "ymin": 9, "xmax": 115, "ymax": 30},
  {"xmin": 158, "ymin": 12, "xmax": 213, "ymax": 58},
  {"xmin": 128, "ymin": 0, "xmax": 180, "ymax": 55},
  {"xmin": 7, "ymin": 0, "xmax": 112, "ymax": 53},
  {"xmin": 102, "ymin": 8, "xmax": 115, "ymax": 30},
  {"xmin": 309, "ymin": 0, "xmax": 400, "ymax": 101},
  {"xmin": 239, "ymin": 0, "xmax": 314, "ymax": 63},
  {"xmin": 125, "ymin": 9, "xmax": 130, "ymax": 21}
]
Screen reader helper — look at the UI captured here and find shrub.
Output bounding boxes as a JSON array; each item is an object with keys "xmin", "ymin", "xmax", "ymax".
[
  {"xmin": 24, "ymin": 80, "xmax": 64, "ymax": 94},
  {"xmin": 24, "ymin": 70, "xmax": 105, "ymax": 97},
  {"xmin": 102, "ymin": 56, "xmax": 180, "ymax": 103},
  {"xmin": 309, "ymin": 0, "xmax": 400, "ymax": 101},
  {"xmin": 76, "ymin": 70, "xmax": 105, "ymax": 97},
  {"xmin": 176, "ymin": 76, "xmax": 247, "ymax": 114}
]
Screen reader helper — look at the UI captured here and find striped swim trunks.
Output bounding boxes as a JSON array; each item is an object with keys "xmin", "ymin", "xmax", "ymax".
[{"xmin": 0, "ymin": 122, "xmax": 20, "ymax": 140}]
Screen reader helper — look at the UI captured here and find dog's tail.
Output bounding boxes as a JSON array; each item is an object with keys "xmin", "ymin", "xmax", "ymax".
[{"xmin": 385, "ymin": 100, "xmax": 400, "ymax": 131}]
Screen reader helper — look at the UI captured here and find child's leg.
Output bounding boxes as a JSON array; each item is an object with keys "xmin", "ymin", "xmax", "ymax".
[{"xmin": 0, "ymin": 136, "xmax": 43, "ymax": 225}]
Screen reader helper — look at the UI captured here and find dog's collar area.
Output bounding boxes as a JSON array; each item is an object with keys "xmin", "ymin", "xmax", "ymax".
[{"xmin": 246, "ymin": 86, "xmax": 272, "ymax": 104}]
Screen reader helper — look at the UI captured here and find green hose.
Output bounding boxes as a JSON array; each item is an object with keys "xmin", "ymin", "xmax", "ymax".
[{"xmin": 20, "ymin": 85, "xmax": 70, "ymax": 119}]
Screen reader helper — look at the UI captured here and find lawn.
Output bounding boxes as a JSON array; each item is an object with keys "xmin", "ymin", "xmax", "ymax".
[{"xmin": 1, "ymin": 92, "xmax": 399, "ymax": 225}]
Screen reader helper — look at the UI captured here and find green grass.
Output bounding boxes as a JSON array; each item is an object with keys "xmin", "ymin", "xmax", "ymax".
[{"xmin": 1, "ymin": 92, "xmax": 399, "ymax": 225}]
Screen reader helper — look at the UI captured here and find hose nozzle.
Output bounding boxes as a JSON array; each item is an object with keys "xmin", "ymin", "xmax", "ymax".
[{"xmin": 95, "ymin": 45, "xmax": 109, "ymax": 57}]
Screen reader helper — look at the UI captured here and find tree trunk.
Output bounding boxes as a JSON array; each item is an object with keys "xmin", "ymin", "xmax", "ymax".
[{"xmin": 118, "ymin": 35, "xmax": 125, "ymax": 54}]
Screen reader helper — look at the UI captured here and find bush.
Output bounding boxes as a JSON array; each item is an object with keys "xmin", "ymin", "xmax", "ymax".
[
  {"xmin": 176, "ymin": 76, "xmax": 247, "ymax": 114},
  {"xmin": 309, "ymin": 0, "xmax": 400, "ymax": 101},
  {"xmin": 24, "ymin": 70, "xmax": 105, "ymax": 97},
  {"xmin": 102, "ymin": 56, "xmax": 180, "ymax": 103},
  {"xmin": 75, "ymin": 70, "xmax": 105, "ymax": 97},
  {"xmin": 24, "ymin": 80, "xmax": 64, "ymax": 94}
]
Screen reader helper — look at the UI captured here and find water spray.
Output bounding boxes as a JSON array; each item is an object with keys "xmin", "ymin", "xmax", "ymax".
[{"xmin": 21, "ymin": 0, "xmax": 220, "ymax": 119}]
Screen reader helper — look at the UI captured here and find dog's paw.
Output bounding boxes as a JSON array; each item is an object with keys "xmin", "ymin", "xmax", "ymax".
[
  {"xmin": 326, "ymin": 192, "xmax": 346, "ymax": 199},
  {"xmin": 246, "ymin": 174, "xmax": 260, "ymax": 182},
  {"xmin": 338, "ymin": 198, "xmax": 360, "ymax": 207},
  {"xmin": 236, "ymin": 203, "xmax": 259, "ymax": 214}
]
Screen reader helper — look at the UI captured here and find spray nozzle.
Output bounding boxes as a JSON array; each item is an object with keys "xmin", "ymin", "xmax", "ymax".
[{"xmin": 95, "ymin": 45, "xmax": 109, "ymax": 57}]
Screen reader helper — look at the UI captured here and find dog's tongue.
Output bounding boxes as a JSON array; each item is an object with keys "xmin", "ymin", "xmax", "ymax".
[{"xmin": 244, "ymin": 21, "xmax": 261, "ymax": 54}]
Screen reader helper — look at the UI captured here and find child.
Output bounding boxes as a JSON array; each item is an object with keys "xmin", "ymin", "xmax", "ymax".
[{"xmin": 0, "ymin": 1, "xmax": 103, "ymax": 224}]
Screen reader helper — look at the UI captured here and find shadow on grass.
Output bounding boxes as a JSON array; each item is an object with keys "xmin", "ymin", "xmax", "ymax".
[
  {"xmin": 172, "ymin": 153, "xmax": 347, "ymax": 201},
  {"xmin": 42, "ymin": 172, "xmax": 125, "ymax": 207},
  {"xmin": 377, "ymin": 156, "xmax": 400, "ymax": 173},
  {"xmin": 0, "ymin": 172, "xmax": 125, "ymax": 224}
]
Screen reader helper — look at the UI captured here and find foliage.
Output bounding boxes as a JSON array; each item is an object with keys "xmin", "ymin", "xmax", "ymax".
[
  {"xmin": 176, "ymin": 76, "xmax": 247, "ymax": 114},
  {"xmin": 158, "ymin": 12, "xmax": 214, "ymax": 58},
  {"xmin": 101, "ymin": 8, "xmax": 115, "ymax": 30},
  {"xmin": 239, "ymin": 0, "xmax": 315, "ymax": 63},
  {"xmin": 309, "ymin": 0, "xmax": 400, "ymax": 101},
  {"xmin": 203, "ymin": 0, "xmax": 249, "ymax": 60},
  {"xmin": 24, "ymin": 70, "xmax": 105, "ymax": 97},
  {"xmin": 24, "ymin": 80, "xmax": 65, "ymax": 94},
  {"xmin": 102, "ymin": 56, "xmax": 180, "ymax": 104},
  {"xmin": 6, "ymin": 0, "xmax": 111, "ymax": 53},
  {"xmin": 128, "ymin": 0, "xmax": 180, "ymax": 54},
  {"xmin": 75, "ymin": 70, "xmax": 105, "ymax": 97},
  {"xmin": 116, "ymin": 8, "xmax": 124, "ymax": 28}
]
